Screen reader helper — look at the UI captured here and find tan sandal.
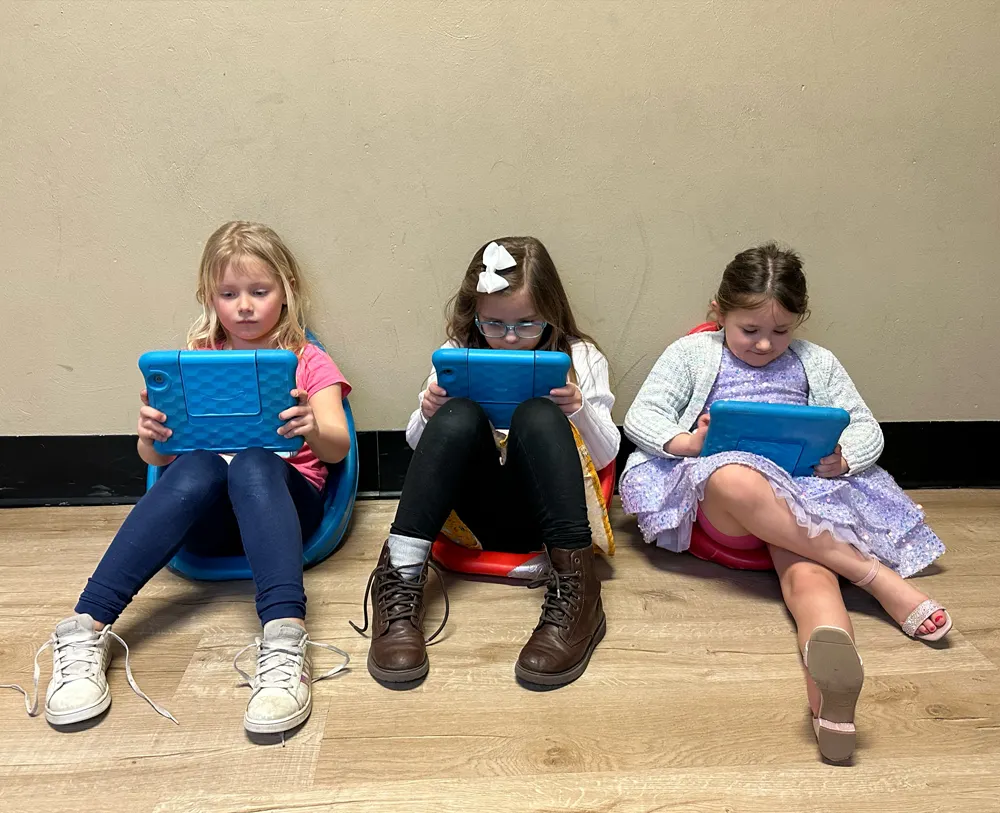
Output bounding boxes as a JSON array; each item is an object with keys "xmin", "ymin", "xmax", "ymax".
[
  {"xmin": 852, "ymin": 559, "xmax": 953, "ymax": 642},
  {"xmin": 803, "ymin": 626, "xmax": 864, "ymax": 763}
]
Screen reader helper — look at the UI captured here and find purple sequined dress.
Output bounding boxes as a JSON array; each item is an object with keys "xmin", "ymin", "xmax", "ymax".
[{"xmin": 620, "ymin": 347, "xmax": 944, "ymax": 577}]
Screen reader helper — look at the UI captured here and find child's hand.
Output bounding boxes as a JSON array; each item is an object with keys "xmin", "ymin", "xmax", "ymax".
[
  {"xmin": 549, "ymin": 383, "xmax": 583, "ymax": 416},
  {"xmin": 138, "ymin": 389, "xmax": 171, "ymax": 444},
  {"xmin": 687, "ymin": 413, "xmax": 711, "ymax": 455},
  {"xmin": 278, "ymin": 389, "xmax": 316, "ymax": 439},
  {"xmin": 666, "ymin": 413, "xmax": 710, "ymax": 456},
  {"xmin": 421, "ymin": 383, "xmax": 450, "ymax": 420},
  {"xmin": 814, "ymin": 445, "xmax": 848, "ymax": 478}
]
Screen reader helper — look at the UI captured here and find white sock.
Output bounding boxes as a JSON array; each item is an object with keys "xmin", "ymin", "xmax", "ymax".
[{"xmin": 387, "ymin": 533, "xmax": 432, "ymax": 581}]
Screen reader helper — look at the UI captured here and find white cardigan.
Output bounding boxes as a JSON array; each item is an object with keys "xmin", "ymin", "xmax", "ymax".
[
  {"xmin": 406, "ymin": 339, "xmax": 621, "ymax": 470},
  {"xmin": 623, "ymin": 330, "xmax": 884, "ymax": 475}
]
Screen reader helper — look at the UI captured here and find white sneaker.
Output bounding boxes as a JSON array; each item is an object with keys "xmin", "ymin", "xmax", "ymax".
[
  {"xmin": 44, "ymin": 614, "xmax": 113, "ymax": 725},
  {"xmin": 234, "ymin": 620, "xmax": 349, "ymax": 735},
  {"xmin": 1, "ymin": 613, "xmax": 177, "ymax": 726}
]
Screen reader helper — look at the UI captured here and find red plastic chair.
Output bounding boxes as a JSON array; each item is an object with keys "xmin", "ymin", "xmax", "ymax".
[
  {"xmin": 681, "ymin": 321, "xmax": 774, "ymax": 570},
  {"xmin": 431, "ymin": 460, "xmax": 617, "ymax": 579},
  {"xmin": 688, "ymin": 521, "xmax": 773, "ymax": 570}
]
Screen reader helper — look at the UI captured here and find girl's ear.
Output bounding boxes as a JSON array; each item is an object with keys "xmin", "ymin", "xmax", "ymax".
[{"xmin": 709, "ymin": 299, "xmax": 724, "ymax": 327}]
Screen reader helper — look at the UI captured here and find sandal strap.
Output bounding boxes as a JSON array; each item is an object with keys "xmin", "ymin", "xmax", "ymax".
[
  {"xmin": 902, "ymin": 599, "xmax": 945, "ymax": 638},
  {"xmin": 851, "ymin": 558, "xmax": 881, "ymax": 587}
]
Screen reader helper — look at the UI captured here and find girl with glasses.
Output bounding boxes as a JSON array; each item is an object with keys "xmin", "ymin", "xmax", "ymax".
[{"xmin": 352, "ymin": 237, "xmax": 619, "ymax": 689}]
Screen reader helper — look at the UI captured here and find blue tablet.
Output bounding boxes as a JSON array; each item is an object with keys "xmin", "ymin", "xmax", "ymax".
[
  {"xmin": 701, "ymin": 401, "xmax": 850, "ymax": 477},
  {"xmin": 432, "ymin": 348, "xmax": 572, "ymax": 429},
  {"xmin": 138, "ymin": 349, "xmax": 304, "ymax": 456}
]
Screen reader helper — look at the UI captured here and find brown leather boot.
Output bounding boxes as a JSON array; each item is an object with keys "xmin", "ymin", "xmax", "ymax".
[
  {"xmin": 515, "ymin": 545, "xmax": 606, "ymax": 687},
  {"xmin": 350, "ymin": 541, "xmax": 449, "ymax": 684}
]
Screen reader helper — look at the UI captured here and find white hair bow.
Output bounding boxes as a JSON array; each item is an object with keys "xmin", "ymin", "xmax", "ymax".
[{"xmin": 477, "ymin": 242, "xmax": 517, "ymax": 294}]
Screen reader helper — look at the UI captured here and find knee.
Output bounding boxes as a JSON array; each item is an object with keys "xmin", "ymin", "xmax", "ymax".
[
  {"xmin": 163, "ymin": 449, "xmax": 228, "ymax": 499},
  {"xmin": 781, "ymin": 560, "xmax": 839, "ymax": 602},
  {"xmin": 228, "ymin": 447, "xmax": 284, "ymax": 489},
  {"xmin": 704, "ymin": 464, "xmax": 768, "ymax": 509},
  {"xmin": 509, "ymin": 397, "xmax": 566, "ymax": 436},
  {"xmin": 428, "ymin": 397, "xmax": 490, "ymax": 439}
]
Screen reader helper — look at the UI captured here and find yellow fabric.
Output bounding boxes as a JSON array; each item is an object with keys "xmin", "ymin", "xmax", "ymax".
[{"xmin": 439, "ymin": 424, "xmax": 614, "ymax": 555}]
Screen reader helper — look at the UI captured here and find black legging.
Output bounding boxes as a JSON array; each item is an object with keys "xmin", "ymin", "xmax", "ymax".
[{"xmin": 391, "ymin": 397, "xmax": 592, "ymax": 552}]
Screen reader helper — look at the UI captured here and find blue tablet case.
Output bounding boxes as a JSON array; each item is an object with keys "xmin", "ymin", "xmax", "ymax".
[
  {"xmin": 432, "ymin": 348, "xmax": 572, "ymax": 429},
  {"xmin": 701, "ymin": 400, "xmax": 850, "ymax": 477},
  {"xmin": 138, "ymin": 349, "xmax": 303, "ymax": 455}
]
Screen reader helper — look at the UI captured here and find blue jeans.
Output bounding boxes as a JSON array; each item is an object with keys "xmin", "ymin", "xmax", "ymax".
[{"xmin": 76, "ymin": 448, "xmax": 325, "ymax": 625}]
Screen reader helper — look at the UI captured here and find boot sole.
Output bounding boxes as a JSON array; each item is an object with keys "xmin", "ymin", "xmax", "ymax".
[
  {"xmin": 244, "ymin": 696, "xmax": 313, "ymax": 735},
  {"xmin": 515, "ymin": 613, "xmax": 607, "ymax": 688},
  {"xmin": 45, "ymin": 687, "xmax": 112, "ymax": 726},
  {"xmin": 367, "ymin": 650, "xmax": 429, "ymax": 684}
]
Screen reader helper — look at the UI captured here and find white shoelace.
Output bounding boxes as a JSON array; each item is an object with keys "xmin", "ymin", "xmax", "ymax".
[
  {"xmin": 233, "ymin": 636, "xmax": 350, "ymax": 696},
  {"xmin": 1, "ymin": 628, "xmax": 177, "ymax": 724}
]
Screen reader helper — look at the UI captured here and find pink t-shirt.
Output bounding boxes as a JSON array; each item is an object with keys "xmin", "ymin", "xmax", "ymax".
[{"xmin": 287, "ymin": 344, "xmax": 352, "ymax": 491}]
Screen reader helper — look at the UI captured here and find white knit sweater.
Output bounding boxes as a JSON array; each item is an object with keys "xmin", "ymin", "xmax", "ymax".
[
  {"xmin": 406, "ymin": 339, "xmax": 621, "ymax": 470},
  {"xmin": 623, "ymin": 330, "xmax": 884, "ymax": 476}
]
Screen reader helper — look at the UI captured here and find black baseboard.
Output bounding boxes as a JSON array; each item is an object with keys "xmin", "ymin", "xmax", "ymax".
[{"xmin": 0, "ymin": 422, "xmax": 996, "ymax": 508}]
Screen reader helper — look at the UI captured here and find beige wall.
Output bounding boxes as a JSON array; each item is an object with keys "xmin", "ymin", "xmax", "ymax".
[{"xmin": 2, "ymin": 1, "xmax": 997, "ymax": 435}]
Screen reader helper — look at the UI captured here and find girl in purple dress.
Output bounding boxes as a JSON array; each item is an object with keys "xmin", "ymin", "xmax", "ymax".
[{"xmin": 620, "ymin": 242, "xmax": 952, "ymax": 762}]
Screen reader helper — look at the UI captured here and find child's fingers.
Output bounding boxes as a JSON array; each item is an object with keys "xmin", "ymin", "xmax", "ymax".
[
  {"xmin": 140, "ymin": 419, "xmax": 171, "ymax": 442},
  {"xmin": 140, "ymin": 405, "xmax": 168, "ymax": 424},
  {"xmin": 290, "ymin": 389, "xmax": 309, "ymax": 404},
  {"xmin": 286, "ymin": 421, "xmax": 314, "ymax": 438},
  {"xmin": 279, "ymin": 410, "xmax": 316, "ymax": 436},
  {"xmin": 428, "ymin": 383, "xmax": 448, "ymax": 397},
  {"xmin": 140, "ymin": 389, "xmax": 150, "ymax": 405},
  {"xmin": 549, "ymin": 386, "xmax": 575, "ymax": 397},
  {"xmin": 279, "ymin": 405, "xmax": 311, "ymax": 422}
]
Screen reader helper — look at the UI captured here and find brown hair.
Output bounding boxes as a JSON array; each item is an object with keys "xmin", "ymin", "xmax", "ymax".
[
  {"xmin": 445, "ymin": 237, "xmax": 601, "ymax": 362},
  {"xmin": 711, "ymin": 241, "xmax": 810, "ymax": 324},
  {"xmin": 187, "ymin": 221, "xmax": 311, "ymax": 352}
]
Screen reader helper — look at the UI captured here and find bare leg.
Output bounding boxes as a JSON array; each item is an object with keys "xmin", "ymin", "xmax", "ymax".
[
  {"xmin": 701, "ymin": 465, "xmax": 946, "ymax": 635},
  {"xmin": 770, "ymin": 545, "xmax": 853, "ymax": 717}
]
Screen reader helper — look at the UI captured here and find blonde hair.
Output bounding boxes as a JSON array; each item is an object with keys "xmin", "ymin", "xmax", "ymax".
[{"xmin": 186, "ymin": 221, "xmax": 310, "ymax": 352}]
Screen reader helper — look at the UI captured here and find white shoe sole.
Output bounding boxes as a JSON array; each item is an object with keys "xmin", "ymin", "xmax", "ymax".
[
  {"xmin": 45, "ymin": 687, "xmax": 112, "ymax": 726},
  {"xmin": 244, "ymin": 696, "xmax": 313, "ymax": 735}
]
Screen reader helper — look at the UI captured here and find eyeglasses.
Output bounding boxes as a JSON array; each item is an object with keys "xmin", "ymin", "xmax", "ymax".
[{"xmin": 474, "ymin": 314, "xmax": 548, "ymax": 339}]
